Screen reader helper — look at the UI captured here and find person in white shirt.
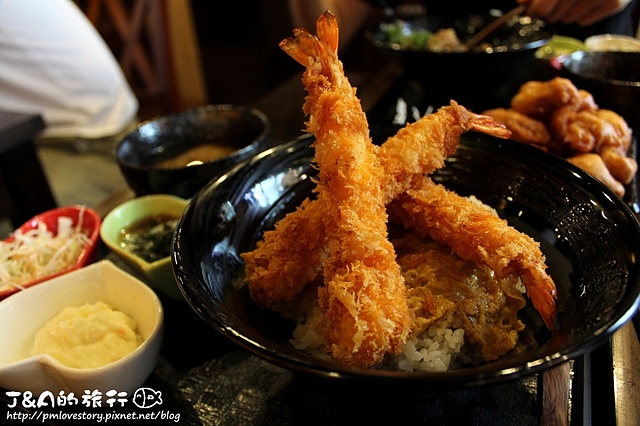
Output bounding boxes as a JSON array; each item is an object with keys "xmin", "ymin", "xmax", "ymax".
[{"xmin": 0, "ymin": 0, "xmax": 139, "ymax": 140}]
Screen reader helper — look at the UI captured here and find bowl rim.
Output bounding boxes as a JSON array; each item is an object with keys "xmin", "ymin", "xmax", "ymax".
[
  {"xmin": 562, "ymin": 50, "xmax": 640, "ymax": 87},
  {"xmin": 366, "ymin": 12, "xmax": 553, "ymax": 54},
  {"xmin": 173, "ymin": 132, "xmax": 640, "ymax": 389},
  {"xmin": 0, "ymin": 205, "xmax": 101, "ymax": 300},
  {"xmin": 113, "ymin": 104, "xmax": 271, "ymax": 172}
]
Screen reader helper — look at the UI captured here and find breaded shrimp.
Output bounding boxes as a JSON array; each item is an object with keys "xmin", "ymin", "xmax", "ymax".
[
  {"xmin": 482, "ymin": 107, "xmax": 550, "ymax": 146},
  {"xmin": 242, "ymin": 198, "xmax": 326, "ymax": 306},
  {"xmin": 279, "ymin": 10, "xmax": 412, "ymax": 367},
  {"xmin": 388, "ymin": 178, "xmax": 557, "ymax": 330},
  {"xmin": 377, "ymin": 101, "xmax": 511, "ymax": 203},
  {"xmin": 243, "ymin": 102, "xmax": 510, "ymax": 307}
]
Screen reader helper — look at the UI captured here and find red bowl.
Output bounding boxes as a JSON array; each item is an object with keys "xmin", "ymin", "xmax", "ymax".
[{"xmin": 0, "ymin": 205, "xmax": 101, "ymax": 300}]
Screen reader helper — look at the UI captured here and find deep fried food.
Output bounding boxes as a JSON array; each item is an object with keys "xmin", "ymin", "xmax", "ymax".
[
  {"xmin": 594, "ymin": 109, "xmax": 633, "ymax": 153},
  {"xmin": 568, "ymin": 153, "xmax": 626, "ymax": 197},
  {"xmin": 506, "ymin": 77, "xmax": 634, "ymax": 198},
  {"xmin": 244, "ymin": 102, "xmax": 510, "ymax": 308},
  {"xmin": 279, "ymin": 11, "xmax": 411, "ymax": 367},
  {"xmin": 550, "ymin": 107, "xmax": 617, "ymax": 153},
  {"xmin": 600, "ymin": 147, "xmax": 638, "ymax": 185},
  {"xmin": 242, "ymin": 199, "xmax": 326, "ymax": 307},
  {"xmin": 388, "ymin": 178, "xmax": 557, "ymax": 330},
  {"xmin": 482, "ymin": 108, "xmax": 550, "ymax": 146},
  {"xmin": 511, "ymin": 77, "xmax": 585, "ymax": 120},
  {"xmin": 242, "ymin": 10, "xmax": 558, "ymax": 369}
]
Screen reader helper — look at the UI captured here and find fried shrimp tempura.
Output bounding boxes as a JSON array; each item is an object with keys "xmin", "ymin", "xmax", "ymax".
[
  {"xmin": 242, "ymin": 199, "xmax": 326, "ymax": 306},
  {"xmin": 278, "ymin": 11, "xmax": 411, "ymax": 367},
  {"xmin": 243, "ymin": 102, "xmax": 510, "ymax": 307},
  {"xmin": 388, "ymin": 178, "xmax": 557, "ymax": 330},
  {"xmin": 482, "ymin": 108, "xmax": 550, "ymax": 146},
  {"xmin": 242, "ymin": 10, "xmax": 557, "ymax": 368}
]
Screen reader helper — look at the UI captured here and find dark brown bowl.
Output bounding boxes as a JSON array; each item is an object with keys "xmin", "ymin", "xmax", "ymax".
[
  {"xmin": 561, "ymin": 51, "xmax": 640, "ymax": 127},
  {"xmin": 114, "ymin": 105, "xmax": 270, "ymax": 199}
]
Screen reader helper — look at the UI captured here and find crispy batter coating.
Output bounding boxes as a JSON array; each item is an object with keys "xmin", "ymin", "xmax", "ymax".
[
  {"xmin": 568, "ymin": 153, "xmax": 626, "ymax": 197},
  {"xmin": 278, "ymin": 11, "xmax": 412, "ymax": 367},
  {"xmin": 482, "ymin": 108, "xmax": 550, "ymax": 146},
  {"xmin": 388, "ymin": 178, "xmax": 557, "ymax": 330},
  {"xmin": 242, "ymin": 11, "xmax": 558, "ymax": 368},
  {"xmin": 507, "ymin": 77, "xmax": 634, "ymax": 198}
]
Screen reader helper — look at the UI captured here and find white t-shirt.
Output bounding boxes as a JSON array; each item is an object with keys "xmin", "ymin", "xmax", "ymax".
[{"xmin": 0, "ymin": 0, "xmax": 139, "ymax": 139}]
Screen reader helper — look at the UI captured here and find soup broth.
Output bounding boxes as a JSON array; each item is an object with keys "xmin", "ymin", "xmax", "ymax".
[
  {"xmin": 153, "ymin": 144, "xmax": 236, "ymax": 168},
  {"xmin": 119, "ymin": 214, "xmax": 179, "ymax": 262}
]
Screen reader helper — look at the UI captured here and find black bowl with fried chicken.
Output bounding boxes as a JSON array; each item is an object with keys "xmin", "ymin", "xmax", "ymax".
[{"xmin": 172, "ymin": 129, "xmax": 640, "ymax": 391}]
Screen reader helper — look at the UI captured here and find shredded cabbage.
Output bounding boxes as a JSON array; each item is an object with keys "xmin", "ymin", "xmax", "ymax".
[{"xmin": 0, "ymin": 209, "xmax": 92, "ymax": 292}]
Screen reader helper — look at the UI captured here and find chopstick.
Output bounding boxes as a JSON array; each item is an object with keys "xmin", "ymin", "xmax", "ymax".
[{"xmin": 464, "ymin": 4, "xmax": 527, "ymax": 50}]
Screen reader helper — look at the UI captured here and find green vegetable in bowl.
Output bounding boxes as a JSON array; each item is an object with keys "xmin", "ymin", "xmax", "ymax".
[{"xmin": 380, "ymin": 21, "xmax": 433, "ymax": 50}]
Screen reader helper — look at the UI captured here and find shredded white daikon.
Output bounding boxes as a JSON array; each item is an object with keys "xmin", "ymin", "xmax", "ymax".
[{"xmin": 0, "ymin": 209, "xmax": 92, "ymax": 292}]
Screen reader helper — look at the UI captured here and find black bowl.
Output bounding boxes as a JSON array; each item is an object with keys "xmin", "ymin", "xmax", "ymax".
[
  {"xmin": 114, "ymin": 104, "xmax": 270, "ymax": 199},
  {"xmin": 366, "ymin": 13, "xmax": 553, "ymax": 110},
  {"xmin": 561, "ymin": 51, "xmax": 640, "ymax": 127},
  {"xmin": 172, "ymin": 130, "xmax": 640, "ymax": 391}
]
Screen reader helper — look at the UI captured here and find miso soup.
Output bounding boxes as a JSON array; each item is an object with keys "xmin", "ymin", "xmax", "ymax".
[{"xmin": 153, "ymin": 144, "xmax": 236, "ymax": 168}]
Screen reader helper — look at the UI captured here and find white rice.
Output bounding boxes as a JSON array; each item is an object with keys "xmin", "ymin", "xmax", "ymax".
[
  {"xmin": 288, "ymin": 303, "xmax": 471, "ymax": 372},
  {"xmin": 390, "ymin": 321, "xmax": 468, "ymax": 372}
]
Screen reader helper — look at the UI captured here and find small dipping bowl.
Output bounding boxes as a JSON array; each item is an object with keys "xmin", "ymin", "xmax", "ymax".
[
  {"xmin": 0, "ymin": 260, "xmax": 163, "ymax": 396},
  {"xmin": 114, "ymin": 104, "xmax": 270, "ymax": 199},
  {"xmin": 100, "ymin": 194, "xmax": 189, "ymax": 300}
]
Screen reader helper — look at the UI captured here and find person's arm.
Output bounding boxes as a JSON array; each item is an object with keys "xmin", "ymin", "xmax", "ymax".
[
  {"xmin": 520, "ymin": 0, "xmax": 633, "ymax": 26},
  {"xmin": 288, "ymin": 0, "xmax": 375, "ymax": 49}
]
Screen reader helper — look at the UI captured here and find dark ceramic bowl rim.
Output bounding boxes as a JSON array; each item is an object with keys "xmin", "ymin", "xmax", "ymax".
[
  {"xmin": 366, "ymin": 13, "xmax": 552, "ymax": 54},
  {"xmin": 562, "ymin": 50, "xmax": 640, "ymax": 88},
  {"xmin": 173, "ymin": 132, "xmax": 640, "ymax": 390},
  {"xmin": 113, "ymin": 104, "xmax": 271, "ymax": 171}
]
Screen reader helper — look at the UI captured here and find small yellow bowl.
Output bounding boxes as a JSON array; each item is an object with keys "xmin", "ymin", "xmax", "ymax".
[{"xmin": 100, "ymin": 194, "xmax": 188, "ymax": 300}]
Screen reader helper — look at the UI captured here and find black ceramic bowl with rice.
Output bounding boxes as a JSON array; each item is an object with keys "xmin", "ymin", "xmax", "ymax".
[
  {"xmin": 171, "ymin": 128, "xmax": 640, "ymax": 391},
  {"xmin": 114, "ymin": 104, "xmax": 270, "ymax": 199}
]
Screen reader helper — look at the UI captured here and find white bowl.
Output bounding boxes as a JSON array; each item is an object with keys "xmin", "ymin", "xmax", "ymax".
[{"xmin": 0, "ymin": 260, "xmax": 163, "ymax": 395}]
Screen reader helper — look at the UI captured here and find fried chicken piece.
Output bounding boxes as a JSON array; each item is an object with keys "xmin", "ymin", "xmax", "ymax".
[
  {"xmin": 511, "ymin": 77, "xmax": 583, "ymax": 121},
  {"xmin": 594, "ymin": 109, "xmax": 633, "ymax": 153},
  {"xmin": 600, "ymin": 147, "xmax": 638, "ymax": 185},
  {"xmin": 482, "ymin": 108, "xmax": 550, "ymax": 146},
  {"xmin": 567, "ymin": 153, "xmax": 625, "ymax": 197},
  {"xmin": 549, "ymin": 107, "xmax": 618, "ymax": 153}
]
